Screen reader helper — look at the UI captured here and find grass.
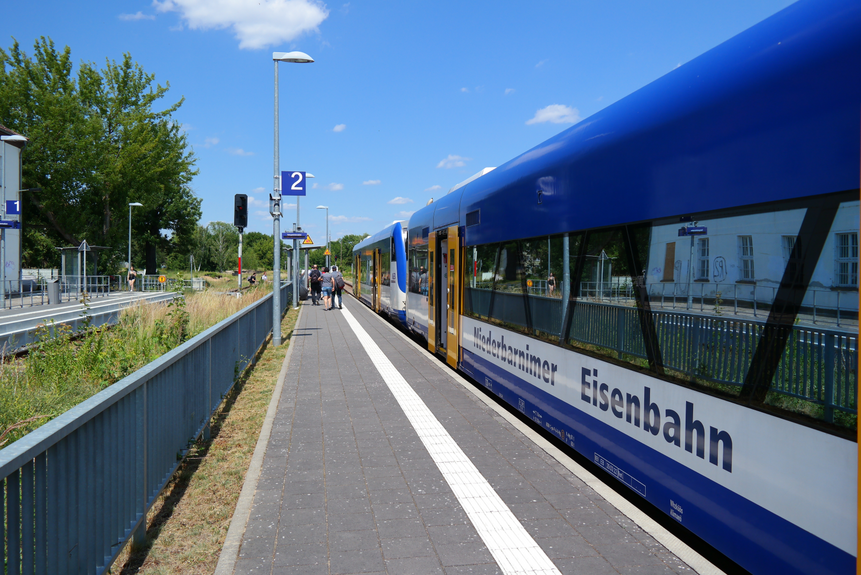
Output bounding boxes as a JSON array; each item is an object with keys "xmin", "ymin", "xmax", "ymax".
[
  {"xmin": 109, "ymin": 305, "xmax": 300, "ymax": 574},
  {"xmin": 0, "ymin": 284, "xmax": 273, "ymax": 447}
]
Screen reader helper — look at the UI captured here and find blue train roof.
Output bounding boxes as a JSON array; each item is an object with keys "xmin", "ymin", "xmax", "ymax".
[
  {"xmin": 353, "ymin": 221, "xmax": 404, "ymax": 254},
  {"xmin": 409, "ymin": 0, "xmax": 861, "ymax": 246}
]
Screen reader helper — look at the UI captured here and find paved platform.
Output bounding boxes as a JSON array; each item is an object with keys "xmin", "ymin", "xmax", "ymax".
[{"xmin": 216, "ymin": 297, "xmax": 722, "ymax": 575}]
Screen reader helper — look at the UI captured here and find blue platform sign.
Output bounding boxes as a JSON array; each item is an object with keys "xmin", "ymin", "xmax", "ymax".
[
  {"xmin": 282, "ymin": 232, "xmax": 308, "ymax": 240},
  {"xmin": 281, "ymin": 171, "xmax": 306, "ymax": 196},
  {"xmin": 5, "ymin": 200, "xmax": 20, "ymax": 215},
  {"xmin": 678, "ymin": 226, "xmax": 707, "ymax": 237}
]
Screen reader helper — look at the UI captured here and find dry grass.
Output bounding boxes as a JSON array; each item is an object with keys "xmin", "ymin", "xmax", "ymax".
[{"xmin": 110, "ymin": 305, "xmax": 300, "ymax": 574}]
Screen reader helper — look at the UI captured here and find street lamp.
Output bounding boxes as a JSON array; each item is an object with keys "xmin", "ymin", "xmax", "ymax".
[
  {"xmin": 128, "ymin": 202, "xmax": 142, "ymax": 290},
  {"xmin": 273, "ymin": 50, "xmax": 314, "ymax": 346},
  {"xmin": 316, "ymin": 205, "xmax": 329, "ymax": 268}
]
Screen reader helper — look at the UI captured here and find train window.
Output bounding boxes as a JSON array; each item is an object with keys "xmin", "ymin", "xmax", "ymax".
[
  {"xmin": 464, "ymin": 244, "xmax": 497, "ymax": 319},
  {"xmin": 381, "ymin": 250, "xmax": 391, "ymax": 286},
  {"xmin": 484, "ymin": 241, "xmax": 530, "ymax": 334},
  {"xmin": 462, "ymin": 196, "xmax": 856, "ymax": 430},
  {"xmin": 408, "ymin": 227, "xmax": 429, "ymax": 294},
  {"xmin": 564, "ymin": 228, "xmax": 651, "ymax": 373},
  {"xmin": 520, "ymin": 236, "xmax": 566, "ymax": 341},
  {"xmin": 361, "ymin": 252, "xmax": 373, "ymax": 287}
]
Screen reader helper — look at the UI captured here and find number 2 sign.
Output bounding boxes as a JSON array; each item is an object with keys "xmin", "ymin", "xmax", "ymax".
[{"xmin": 281, "ymin": 171, "xmax": 306, "ymax": 196}]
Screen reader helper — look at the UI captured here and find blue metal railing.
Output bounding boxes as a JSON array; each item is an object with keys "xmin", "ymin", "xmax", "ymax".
[{"xmin": 0, "ymin": 281, "xmax": 291, "ymax": 574}]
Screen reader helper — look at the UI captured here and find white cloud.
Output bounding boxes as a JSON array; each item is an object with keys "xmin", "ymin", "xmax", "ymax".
[
  {"xmin": 461, "ymin": 87, "xmax": 469, "ymax": 93},
  {"xmin": 333, "ymin": 124, "xmax": 346, "ymax": 132},
  {"xmin": 536, "ymin": 59, "xmax": 548, "ymax": 68},
  {"xmin": 330, "ymin": 215, "xmax": 371, "ymax": 223},
  {"xmin": 120, "ymin": 11, "xmax": 156, "ymax": 20},
  {"xmin": 227, "ymin": 147, "xmax": 254, "ymax": 156},
  {"xmin": 526, "ymin": 104, "xmax": 580, "ymax": 125},
  {"xmin": 251, "ymin": 186, "xmax": 266, "ymax": 194},
  {"xmin": 437, "ymin": 155, "xmax": 470, "ymax": 169},
  {"xmin": 201, "ymin": 136, "xmax": 219, "ymax": 148},
  {"xmin": 396, "ymin": 211, "xmax": 414, "ymax": 219},
  {"xmin": 425, "ymin": 185, "xmax": 441, "ymax": 192},
  {"xmin": 152, "ymin": 0, "xmax": 329, "ymax": 50},
  {"xmin": 363, "ymin": 180, "xmax": 381, "ymax": 186},
  {"xmin": 388, "ymin": 197, "xmax": 413, "ymax": 205},
  {"xmin": 505, "ymin": 88, "xmax": 515, "ymax": 95},
  {"xmin": 325, "ymin": 183, "xmax": 343, "ymax": 191}
]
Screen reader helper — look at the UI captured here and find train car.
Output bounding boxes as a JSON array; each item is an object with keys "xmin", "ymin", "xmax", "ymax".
[
  {"xmin": 352, "ymin": 221, "xmax": 408, "ymax": 326},
  {"xmin": 402, "ymin": 1, "xmax": 860, "ymax": 574}
]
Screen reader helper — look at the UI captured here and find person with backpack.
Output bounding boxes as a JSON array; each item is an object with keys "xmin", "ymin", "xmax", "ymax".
[
  {"xmin": 331, "ymin": 265, "xmax": 344, "ymax": 309},
  {"xmin": 308, "ymin": 264, "xmax": 322, "ymax": 305},
  {"xmin": 321, "ymin": 266, "xmax": 334, "ymax": 311}
]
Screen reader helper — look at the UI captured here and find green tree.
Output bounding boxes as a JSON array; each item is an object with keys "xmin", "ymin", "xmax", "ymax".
[
  {"xmin": 206, "ymin": 222, "xmax": 239, "ymax": 272},
  {"xmin": 0, "ymin": 37, "xmax": 200, "ymax": 270}
]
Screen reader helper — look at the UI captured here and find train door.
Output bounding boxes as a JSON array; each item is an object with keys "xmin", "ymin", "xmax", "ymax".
[
  {"xmin": 445, "ymin": 225, "xmax": 460, "ymax": 369},
  {"xmin": 440, "ymin": 235, "xmax": 448, "ymax": 353},
  {"xmin": 429, "ymin": 229, "xmax": 454, "ymax": 360},
  {"xmin": 354, "ymin": 254, "xmax": 361, "ymax": 298},
  {"xmin": 373, "ymin": 248, "xmax": 382, "ymax": 313},
  {"xmin": 428, "ymin": 232, "xmax": 436, "ymax": 354}
]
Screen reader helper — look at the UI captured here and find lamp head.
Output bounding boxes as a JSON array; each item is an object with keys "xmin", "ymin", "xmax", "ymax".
[
  {"xmin": 129, "ymin": 202, "xmax": 143, "ymax": 207},
  {"xmin": 316, "ymin": 205, "xmax": 328, "ymax": 210},
  {"xmin": 273, "ymin": 51, "xmax": 314, "ymax": 63}
]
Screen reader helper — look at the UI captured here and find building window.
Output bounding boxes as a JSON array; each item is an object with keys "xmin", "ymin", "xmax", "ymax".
[
  {"xmin": 835, "ymin": 232, "xmax": 858, "ymax": 287},
  {"xmin": 697, "ymin": 238, "xmax": 709, "ymax": 280},
  {"xmin": 782, "ymin": 235, "xmax": 800, "ymax": 283},
  {"xmin": 738, "ymin": 236, "xmax": 755, "ymax": 281}
]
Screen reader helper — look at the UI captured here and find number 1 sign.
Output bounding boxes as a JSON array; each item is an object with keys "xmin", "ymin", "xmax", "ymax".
[{"xmin": 281, "ymin": 171, "xmax": 306, "ymax": 196}]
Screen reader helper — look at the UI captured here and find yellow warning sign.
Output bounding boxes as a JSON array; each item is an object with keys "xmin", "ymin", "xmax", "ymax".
[
  {"xmin": 324, "ymin": 249, "xmax": 331, "ymax": 255},
  {"xmin": 303, "ymin": 235, "xmax": 314, "ymax": 245}
]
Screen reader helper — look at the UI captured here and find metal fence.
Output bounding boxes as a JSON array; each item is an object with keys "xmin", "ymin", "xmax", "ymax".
[
  {"xmin": 465, "ymin": 287, "xmax": 857, "ymax": 420},
  {"xmin": 0, "ymin": 276, "xmax": 113, "ymax": 310},
  {"xmin": 140, "ymin": 276, "xmax": 207, "ymax": 292},
  {"xmin": 0, "ymin": 280, "xmax": 291, "ymax": 574}
]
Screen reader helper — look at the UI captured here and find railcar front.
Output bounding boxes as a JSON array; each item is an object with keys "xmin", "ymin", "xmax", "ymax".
[
  {"xmin": 412, "ymin": 1, "xmax": 861, "ymax": 574},
  {"xmin": 352, "ymin": 222, "xmax": 408, "ymax": 325}
]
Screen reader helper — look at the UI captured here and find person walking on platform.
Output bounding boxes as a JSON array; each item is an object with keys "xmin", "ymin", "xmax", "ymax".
[
  {"xmin": 127, "ymin": 265, "xmax": 137, "ymax": 292},
  {"xmin": 331, "ymin": 265, "xmax": 344, "ymax": 309},
  {"xmin": 321, "ymin": 266, "xmax": 334, "ymax": 310},
  {"xmin": 308, "ymin": 264, "xmax": 322, "ymax": 305}
]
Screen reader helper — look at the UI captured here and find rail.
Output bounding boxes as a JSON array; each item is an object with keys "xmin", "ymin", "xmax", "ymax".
[{"xmin": 0, "ymin": 280, "xmax": 292, "ymax": 574}]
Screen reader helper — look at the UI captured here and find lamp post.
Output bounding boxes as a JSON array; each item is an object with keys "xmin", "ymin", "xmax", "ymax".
[
  {"xmin": 316, "ymin": 205, "xmax": 329, "ymax": 268},
  {"xmin": 128, "ymin": 202, "xmax": 142, "ymax": 290},
  {"xmin": 273, "ymin": 50, "xmax": 314, "ymax": 346}
]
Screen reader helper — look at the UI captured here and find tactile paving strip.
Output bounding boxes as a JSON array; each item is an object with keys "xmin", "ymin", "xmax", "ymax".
[{"xmin": 342, "ymin": 306, "xmax": 562, "ymax": 575}]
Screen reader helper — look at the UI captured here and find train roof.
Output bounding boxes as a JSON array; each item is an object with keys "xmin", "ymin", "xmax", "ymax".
[
  {"xmin": 353, "ymin": 220, "xmax": 404, "ymax": 254},
  {"xmin": 408, "ymin": 0, "xmax": 861, "ymax": 246}
]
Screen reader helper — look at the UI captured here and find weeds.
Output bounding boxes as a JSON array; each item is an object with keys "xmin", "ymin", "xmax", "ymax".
[{"xmin": 0, "ymin": 287, "xmax": 271, "ymax": 446}]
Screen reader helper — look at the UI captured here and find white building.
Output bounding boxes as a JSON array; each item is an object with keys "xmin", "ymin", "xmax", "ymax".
[
  {"xmin": 646, "ymin": 200, "xmax": 859, "ymax": 314},
  {"xmin": 0, "ymin": 125, "xmax": 26, "ymax": 295}
]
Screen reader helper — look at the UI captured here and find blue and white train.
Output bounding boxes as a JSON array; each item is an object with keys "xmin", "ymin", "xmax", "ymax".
[
  {"xmin": 353, "ymin": 220, "xmax": 409, "ymax": 326},
  {"xmin": 353, "ymin": 1, "xmax": 860, "ymax": 573}
]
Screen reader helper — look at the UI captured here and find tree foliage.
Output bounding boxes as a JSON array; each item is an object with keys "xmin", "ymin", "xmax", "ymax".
[{"xmin": 0, "ymin": 37, "xmax": 200, "ymax": 271}]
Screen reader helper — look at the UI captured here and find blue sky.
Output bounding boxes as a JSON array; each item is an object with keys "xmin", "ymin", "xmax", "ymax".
[{"xmin": 1, "ymin": 0, "xmax": 796, "ymax": 245}]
